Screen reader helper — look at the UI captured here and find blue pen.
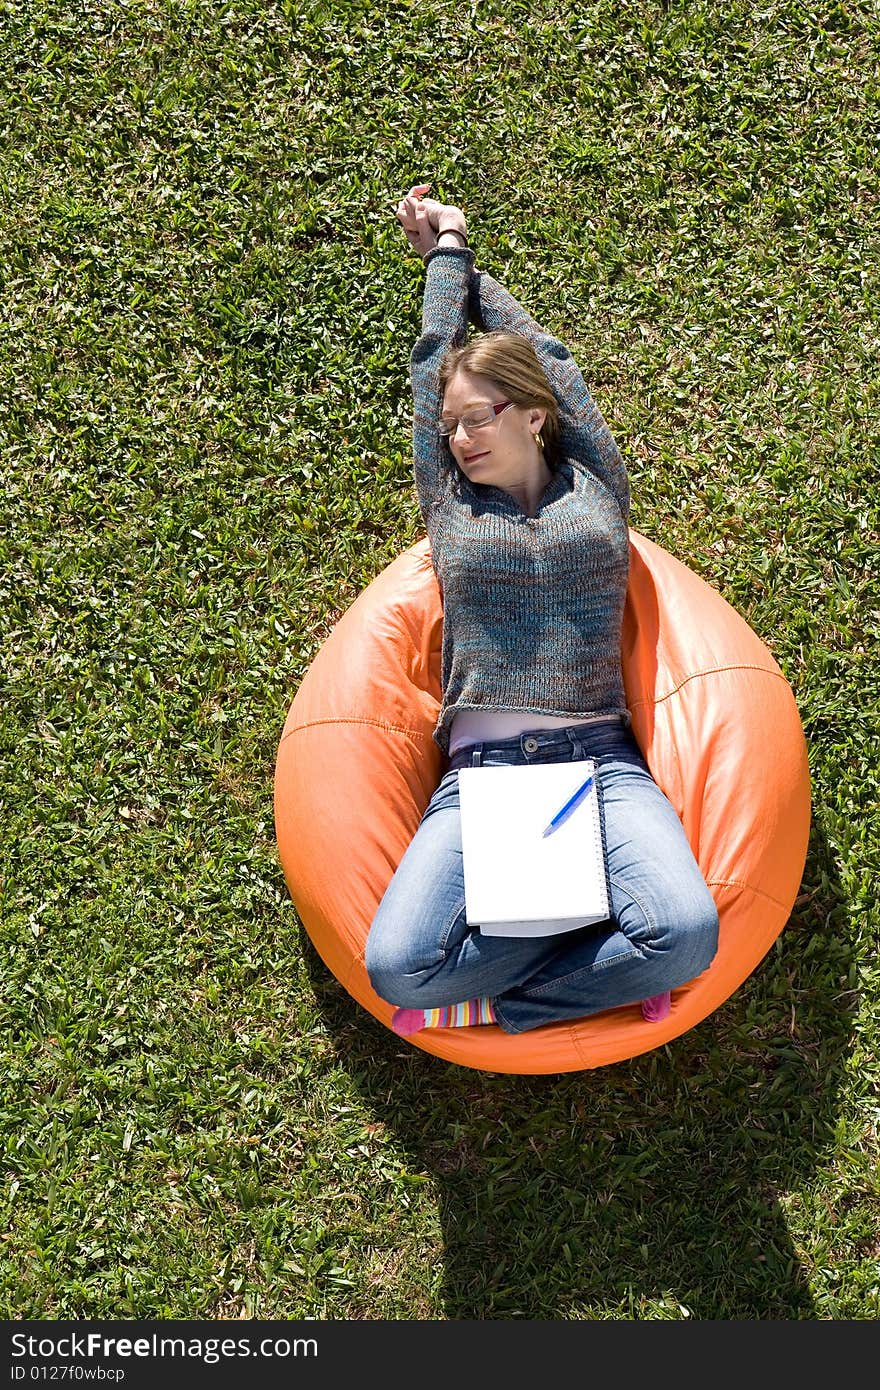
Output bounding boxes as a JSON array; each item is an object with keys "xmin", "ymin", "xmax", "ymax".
[{"xmin": 542, "ymin": 773, "xmax": 595, "ymax": 837}]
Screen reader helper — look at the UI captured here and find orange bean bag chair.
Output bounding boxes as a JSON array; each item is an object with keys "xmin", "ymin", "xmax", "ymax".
[{"xmin": 274, "ymin": 531, "xmax": 811, "ymax": 1074}]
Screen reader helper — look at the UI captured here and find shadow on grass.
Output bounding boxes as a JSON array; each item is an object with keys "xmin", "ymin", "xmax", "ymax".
[{"xmin": 302, "ymin": 822, "xmax": 852, "ymax": 1319}]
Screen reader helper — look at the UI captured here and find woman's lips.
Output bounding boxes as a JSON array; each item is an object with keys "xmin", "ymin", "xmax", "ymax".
[{"xmin": 464, "ymin": 451, "xmax": 490, "ymax": 462}]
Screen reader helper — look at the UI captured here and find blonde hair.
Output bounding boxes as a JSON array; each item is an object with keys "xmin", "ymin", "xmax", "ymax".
[{"xmin": 439, "ymin": 331, "xmax": 561, "ymax": 463}]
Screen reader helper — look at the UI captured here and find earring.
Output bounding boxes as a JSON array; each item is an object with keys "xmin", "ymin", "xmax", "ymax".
[{"xmin": 533, "ymin": 431, "xmax": 544, "ymax": 450}]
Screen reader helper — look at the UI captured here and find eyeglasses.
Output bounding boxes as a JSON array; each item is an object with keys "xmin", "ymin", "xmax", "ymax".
[{"xmin": 438, "ymin": 400, "xmax": 512, "ymax": 438}]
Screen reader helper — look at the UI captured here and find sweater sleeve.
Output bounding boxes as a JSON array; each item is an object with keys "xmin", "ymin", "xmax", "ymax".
[
  {"xmin": 410, "ymin": 244, "xmax": 476, "ymax": 518},
  {"xmin": 468, "ymin": 267, "xmax": 629, "ymax": 520}
]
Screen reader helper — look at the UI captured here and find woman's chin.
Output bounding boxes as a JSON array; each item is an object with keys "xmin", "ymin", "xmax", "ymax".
[{"xmin": 460, "ymin": 455, "xmax": 494, "ymax": 481}]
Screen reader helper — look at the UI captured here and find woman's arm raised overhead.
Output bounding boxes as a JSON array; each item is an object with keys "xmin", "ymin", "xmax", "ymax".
[
  {"xmin": 469, "ymin": 266, "xmax": 629, "ymax": 520},
  {"xmin": 395, "ymin": 186, "xmax": 475, "ymax": 519}
]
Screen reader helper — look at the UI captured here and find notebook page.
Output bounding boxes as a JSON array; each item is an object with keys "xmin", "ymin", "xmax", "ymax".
[{"xmin": 458, "ymin": 762, "xmax": 609, "ymax": 935}]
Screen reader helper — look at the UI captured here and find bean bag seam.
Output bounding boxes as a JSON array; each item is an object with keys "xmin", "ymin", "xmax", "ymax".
[
  {"xmin": 628, "ymin": 663, "xmax": 789, "ymax": 709},
  {"xmin": 704, "ymin": 877, "xmax": 793, "ymax": 913},
  {"xmin": 280, "ymin": 716, "xmax": 436, "ymax": 743}
]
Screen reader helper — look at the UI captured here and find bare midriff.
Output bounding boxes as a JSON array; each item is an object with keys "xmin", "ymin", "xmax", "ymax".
[{"xmin": 447, "ymin": 709, "xmax": 623, "ymax": 759}]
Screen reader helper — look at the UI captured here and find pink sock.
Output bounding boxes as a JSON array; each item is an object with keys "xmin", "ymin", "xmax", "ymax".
[
  {"xmin": 641, "ymin": 991, "xmax": 672, "ymax": 1022},
  {"xmin": 391, "ymin": 1008, "xmax": 429, "ymax": 1036},
  {"xmin": 392, "ymin": 999, "xmax": 496, "ymax": 1036}
]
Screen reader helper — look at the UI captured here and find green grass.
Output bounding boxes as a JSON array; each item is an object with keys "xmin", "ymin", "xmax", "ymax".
[{"xmin": 2, "ymin": 0, "xmax": 878, "ymax": 1319}]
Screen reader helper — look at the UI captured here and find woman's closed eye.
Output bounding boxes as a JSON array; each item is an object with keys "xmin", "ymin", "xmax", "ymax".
[{"xmin": 438, "ymin": 401, "xmax": 512, "ymax": 437}]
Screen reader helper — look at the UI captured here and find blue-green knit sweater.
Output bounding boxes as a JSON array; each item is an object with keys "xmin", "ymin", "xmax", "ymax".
[{"xmin": 412, "ymin": 244, "xmax": 631, "ymax": 756}]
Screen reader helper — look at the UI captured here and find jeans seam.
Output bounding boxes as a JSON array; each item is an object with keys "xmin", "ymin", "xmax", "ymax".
[
  {"xmin": 608, "ymin": 873, "xmax": 660, "ymax": 946},
  {"xmin": 437, "ymin": 894, "xmax": 468, "ymax": 958},
  {"xmin": 491, "ymin": 1000, "xmax": 523, "ymax": 1033},
  {"xmin": 518, "ymin": 944, "xmax": 640, "ymax": 1000}
]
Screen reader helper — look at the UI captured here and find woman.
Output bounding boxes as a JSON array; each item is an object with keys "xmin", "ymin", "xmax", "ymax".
[{"xmin": 365, "ymin": 184, "xmax": 719, "ymax": 1037}]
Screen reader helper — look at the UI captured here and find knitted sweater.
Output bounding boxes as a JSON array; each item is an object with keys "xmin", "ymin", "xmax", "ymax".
[{"xmin": 411, "ymin": 244, "xmax": 631, "ymax": 756}]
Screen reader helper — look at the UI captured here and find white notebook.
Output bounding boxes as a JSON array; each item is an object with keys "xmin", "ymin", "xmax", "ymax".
[{"xmin": 457, "ymin": 760, "xmax": 610, "ymax": 937}]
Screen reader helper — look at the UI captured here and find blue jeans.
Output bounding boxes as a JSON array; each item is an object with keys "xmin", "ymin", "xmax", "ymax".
[{"xmin": 365, "ymin": 721, "xmax": 719, "ymax": 1034}]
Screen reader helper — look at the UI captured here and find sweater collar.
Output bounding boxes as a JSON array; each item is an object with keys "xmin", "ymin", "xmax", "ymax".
[{"xmin": 456, "ymin": 463, "xmax": 573, "ymax": 517}]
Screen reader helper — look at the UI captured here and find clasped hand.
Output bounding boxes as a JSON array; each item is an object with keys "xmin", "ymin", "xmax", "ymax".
[{"xmin": 395, "ymin": 182, "xmax": 467, "ymax": 257}]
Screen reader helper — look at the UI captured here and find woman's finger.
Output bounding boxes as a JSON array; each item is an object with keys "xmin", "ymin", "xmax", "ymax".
[
  {"xmin": 414, "ymin": 201, "xmax": 436, "ymax": 254},
  {"xmin": 394, "ymin": 186, "xmax": 435, "ymax": 252},
  {"xmin": 396, "ymin": 196, "xmax": 417, "ymax": 229},
  {"xmin": 416, "ymin": 196, "xmax": 445, "ymax": 231}
]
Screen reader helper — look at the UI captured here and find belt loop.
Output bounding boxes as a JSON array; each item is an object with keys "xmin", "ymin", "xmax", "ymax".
[{"xmin": 470, "ymin": 743, "xmax": 483, "ymax": 767}]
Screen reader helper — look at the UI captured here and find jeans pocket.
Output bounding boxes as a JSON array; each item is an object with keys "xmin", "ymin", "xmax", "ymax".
[{"xmin": 574, "ymin": 728, "xmax": 647, "ymax": 769}]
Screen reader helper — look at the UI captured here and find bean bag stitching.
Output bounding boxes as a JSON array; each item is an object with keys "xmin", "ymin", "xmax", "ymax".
[
  {"xmin": 628, "ymin": 664, "xmax": 791, "ymax": 709},
  {"xmin": 703, "ymin": 877, "xmax": 793, "ymax": 912},
  {"xmin": 280, "ymin": 716, "xmax": 437, "ymax": 742},
  {"xmin": 288, "ymin": 670, "xmax": 791, "ymax": 727},
  {"xmin": 569, "ymin": 1024, "xmax": 594, "ymax": 1066}
]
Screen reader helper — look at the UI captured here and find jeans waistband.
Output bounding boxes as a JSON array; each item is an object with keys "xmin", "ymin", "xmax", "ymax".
[{"xmin": 447, "ymin": 715, "xmax": 631, "ymax": 772}]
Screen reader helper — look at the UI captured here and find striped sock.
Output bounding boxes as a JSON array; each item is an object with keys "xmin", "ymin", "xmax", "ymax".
[{"xmin": 392, "ymin": 998, "xmax": 496, "ymax": 1036}]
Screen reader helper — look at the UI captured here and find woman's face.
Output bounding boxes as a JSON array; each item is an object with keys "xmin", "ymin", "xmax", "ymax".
[{"xmin": 441, "ymin": 370, "xmax": 546, "ymax": 491}]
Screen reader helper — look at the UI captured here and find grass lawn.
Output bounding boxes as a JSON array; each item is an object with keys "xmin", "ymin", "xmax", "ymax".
[{"xmin": 2, "ymin": 0, "xmax": 878, "ymax": 1319}]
